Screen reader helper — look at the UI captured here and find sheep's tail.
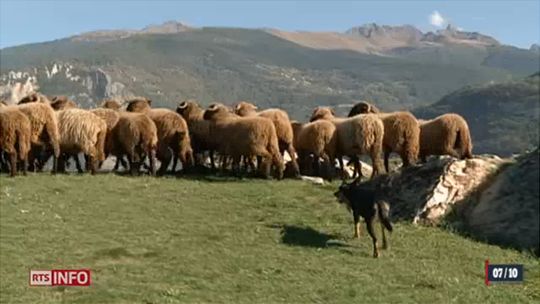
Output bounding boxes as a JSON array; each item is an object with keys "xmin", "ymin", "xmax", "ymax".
[
  {"xmin": 45, "ymin": 119, "xmax": 60, "ymax": 158},
  {"xmin": 402, "ymin": 120, "xmax": 420, "ymax": 166},
  {"xmin": 15, "ymin": 127, "xmax": 31, "ymax": 160},
  {"xmin": 377, "ymin": 200, "xmax": 393, "ymax": 232},
  {"xmin": 456, "ymin": 126, "xmax": 473, "ymax": 159},
  {"xmin": 268, "ymin": 127, "xmax": 284, "ymax": 178},
  {"xmin": 96, "ymin": 127, "xmax": 107, "ymax": 162}
]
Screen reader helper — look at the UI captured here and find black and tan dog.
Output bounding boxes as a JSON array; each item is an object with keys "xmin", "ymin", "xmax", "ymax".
[{"xmin": 334, "ymin": 178, "xmax": 393, "ymax": 258}]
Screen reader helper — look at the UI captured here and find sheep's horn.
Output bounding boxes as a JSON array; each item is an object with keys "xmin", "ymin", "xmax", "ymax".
[{"xmin": 178, "ymin": 102, "xmax": 187, "ymax": 109}]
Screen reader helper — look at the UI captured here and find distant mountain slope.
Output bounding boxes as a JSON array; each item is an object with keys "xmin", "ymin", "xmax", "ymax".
[
  {"xmin": 414, "ymin": 74, "xmax": 540, "ymax": 156},
  {"xmin": 1, "ymin": 26, "xmax": 519, "ymax": 120}
]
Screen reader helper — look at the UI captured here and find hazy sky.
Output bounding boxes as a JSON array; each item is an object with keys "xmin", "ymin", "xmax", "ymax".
[{"xmin": 1, "ymin": 0, "xmax": 539, "ymax": 49}]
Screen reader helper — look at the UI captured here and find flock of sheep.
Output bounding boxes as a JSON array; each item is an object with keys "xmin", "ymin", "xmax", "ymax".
[{"xmin": 0, "ymin": 93, "xmax": 473, "ymax": 179}]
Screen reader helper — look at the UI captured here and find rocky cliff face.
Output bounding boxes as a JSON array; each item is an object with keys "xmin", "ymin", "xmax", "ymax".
[{"xmin": 0, "ymin": 62, "xmax": 131, "ymax": 106}]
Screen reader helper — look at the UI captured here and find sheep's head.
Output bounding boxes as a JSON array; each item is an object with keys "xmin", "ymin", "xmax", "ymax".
[
  {"xmin": 176, "ymin": 100, "xmax": 201, "ymax": 118},
  {"xmin": 234, "ymin": 101, "xmax": 258, "ymax": 117},
  {"xmin": 50, "ymin": 96, "xmax": 77, "ymax": 111},
  {"xmin": 290, "ymin": 121, "xmax": 303, "ymax": 137},
  {"xmin": 309, "ymin": 107, "xmax": 335, "ymax": 122},
  {"xmin": 101, "ymin": 99, "xmax": 122, "ymax": 111},
  {"xmin": 18, "ymin": 92, "xmax": 48, "ymax": 104},
  {"xmin": 348, "ymin": 101, "xmax": 379, "ymax": 117},
  {"xmin": 126, "ymin": 97, "xmax": 152, "ymax": 113},
  {"xmin": 203, "ymin": 103, "xmax": 230, "ymax": 121}
]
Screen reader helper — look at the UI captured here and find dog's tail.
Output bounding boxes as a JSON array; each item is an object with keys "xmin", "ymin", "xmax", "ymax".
[{"xmin": 377, "ymin": 200, "xmax": 393, "ymax": 232}]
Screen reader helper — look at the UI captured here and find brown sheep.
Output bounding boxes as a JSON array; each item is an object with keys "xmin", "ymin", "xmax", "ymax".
[
  {"xmin": 125, "ymin": 98, "xmax": 193, "ymax": 175},
  {"xmin": 234, "ymin": 101, "xmax": 299, "ymax": 176},
  {"xmin": 348, "ymin": 101, "xmax": 420, "ymax": 173},
  {"xmin": 0, "ymin": 106, "xmax": 31, "ymax": 176},
  {"xmin": 203, "ymin": 103, "xmax": 284, "ymax": 179},
  {"xmin": 101, "ymin": 99, "xmax": 122, "ymax": 111},
  {"xmin": 291, "ymin": 120, "xmax": 337, "ymax": 179},
  {"xmin": 89, "ymin": 108, "xmax": 124, "ymax": 169},
  {"xmin": 110, "ymin": 112, "xmax": 158, "ymax": 175},
  {"xmin": 419, "ymin": 113, "xmax": 473, "ymax": 161},
  {"xmin": 17, "ymin": 102, "xmax": 60, "ymax": 172},
  {"xmin": 176, "ymin": 100, "xmax": 218, "ymax": 169},
  {"xmin": 50, "ymin": 96, "xmax": 78, "ymax": 111},
  {"xmin": 17, "ymin": 92, "xmax": 50, "ymax": 104},
  {"xmin": 55, "ymin": 109, "xmax": 108, "ymax": 174},
  {"xmin": 310, "ymin": 107, "xmax": 384, "ymax": 179}
]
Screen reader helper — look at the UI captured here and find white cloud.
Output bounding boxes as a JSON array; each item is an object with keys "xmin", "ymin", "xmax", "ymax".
[{"xmin": 429, "ymin": 11, "xmax": 446, "ymax": 27}]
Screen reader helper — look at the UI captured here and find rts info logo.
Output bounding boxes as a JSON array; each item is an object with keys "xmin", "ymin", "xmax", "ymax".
[{"xmin": 29, "ymin": 269, "xmax": 91, "ymax": 286}]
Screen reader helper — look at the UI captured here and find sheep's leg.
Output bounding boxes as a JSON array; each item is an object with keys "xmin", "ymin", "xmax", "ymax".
[
  {"xmin": 88, "ymin": 155, "xmax": 97, "ymax": 175},
  {"xmin": 8, "ymin": 152, "xmax": 17, "ymax": 177},
  {"xmin": 370, "ymin": 149, "xmax": 383, "ymax": 179},
  {"xmin": 127, "ymin": 147, "xmax": 139, "ymax": 176},
  {"xmin": 313, "ymin": 154, "xmax": 321, "ymax": 177},
  {"xmin": 246, "ymin": 156, "xmax": 257, "ymax": 173},
  {"xmin": 19, "ymin": 153, "xmax": 28, "ymax": 176},
  {"xmin": 349, "ymin": 156, "xmax": 358, "ymax": 179},
  {"xmin": 384, "ymin": 150, "xmax": 391, "ymax": 173},
  {"xmin": 209, "ymin": 150, "xmax": 216, "ymax": 170},
  {"xmin": 171, "ymin": 155, "xmax": 178, "ymax": 174},
  {"xmin": 57, "ymin": 155, "xmax": 67, "ymax": 174},
  {"xmin": 338, "ymin": 156, "xmax": 347, "ymax": 180},
  {"xmin": 148, "ymin": 147, "xmax": 157, "ymax": 176},
  {"xmin": 365, "ymin": 216, "xmax": 379, "ymax": 258},
  {"xmin": 353, "ymin": 158, "xmax": 363, "ymax": 181},
  {"xmin": 157, "ymin": 145, "xmax": 172, "ymax": 176},
  {"xmin": 443, "ymin": 137, "xmax": 461, "ymax": 159},
  {"xmin": 220, "ymin": 155, "xmax": 228, "ymax": 171},
  {"xmin": 286, "ymin": 144, "xmax": 300, "ymax": 177},
  {"xmin": 241, "ymin": 156, "xmax": 249, "ymax": 173},
  {"xmin": 321, "ymin": 153, "xmax": 334, "ymax": 181},
  {"xmin": 232, "ymin": 155, "xmax": 242, "ymax": 177},
  {"xmin": 75, "ymin": 154, "xmax": 84, "ymax": 173}
]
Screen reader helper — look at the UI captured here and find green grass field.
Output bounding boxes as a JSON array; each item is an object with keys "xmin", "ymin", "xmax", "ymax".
[{"xmin": 0, "ymin": 174, "xmax": 538, "ymax": 303}]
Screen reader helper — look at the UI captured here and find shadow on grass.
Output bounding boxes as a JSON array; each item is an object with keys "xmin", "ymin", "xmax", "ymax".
[{"xmin": 278, "ymin": 225, "xmax": 352, "ymax": 249}]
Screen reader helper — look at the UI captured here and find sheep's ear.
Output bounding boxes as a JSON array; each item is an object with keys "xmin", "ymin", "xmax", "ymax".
[
  {"xmin": 235, "ymin": 104, "xmax": 241, "ymax": 110},
  {"xmin": 330, "ymin": 108, "xmax": 336, "ymax": 115},
  {"xmin": 146, "ymin": 99, "xmax": 152, "ymax": 105},
  {"xmin": 252, "ymin": 104, "xmax": 258, "ymax": 110}
]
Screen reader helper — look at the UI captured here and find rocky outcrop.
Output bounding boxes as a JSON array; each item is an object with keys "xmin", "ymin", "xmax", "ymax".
[
  {"xmin": 345, "ymin": 23, "xmax": 423, "ymax": 44},
  {"xmin": 422, "ymin": 24, "xmax": 500, "ymax": 46},
  {"xmin": 375, "ymin": 155, "xmax": 507, "ymax": 224},
  {"xmin": 466, "ymin": 149, "xmax": 539, "ymax": 253},
  {"xmin": 362, "ymin": 151, "xmax": 539, "ymax": 253}
]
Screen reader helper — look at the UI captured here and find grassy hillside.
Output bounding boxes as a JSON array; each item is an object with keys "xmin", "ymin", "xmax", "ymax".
[
  {"xmin": 0, "ymin": 28, "xmax": 520, "ymax": 119},
  {"xmin": 414, "ymin": 74, "xmax": 540, "ymax": 156},
  {"xmin": 1, "ymin": 175, "xmax": 538, "ymax": 303}
]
